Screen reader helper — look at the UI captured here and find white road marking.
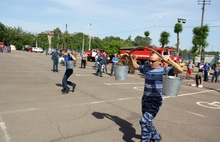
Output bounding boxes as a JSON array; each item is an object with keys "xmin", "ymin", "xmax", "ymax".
[
  {"xmin": 197, "ymin": 101, "xmax": 220, "ymax": 109},
  {"xmin": 182, "ymin": 110, "xmax": 204, "ymax": 117},
  {"xmin": 105, "ymin": 82, "xmax": 143, "ymax": 86},
  {"xmin": 75, "ymin": 74, "xmax": 95, "ymax": 76},
  {"xmin": 1, "ymin": 108, "xmax": 40, "ymax": 114},
  {"xmin": 0, "ymin": 116, "xmax": 11, "ymax": 142}
]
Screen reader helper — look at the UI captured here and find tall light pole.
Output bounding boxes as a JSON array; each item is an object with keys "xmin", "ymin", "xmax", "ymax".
[
  {"xmin": 82, "ymin": 33, "xmax": 85, "ymax": 53},
  {"xmin": 176, "ymin": 18, "xmax": 186, "ymax": 54},
  {"xmin": 198, "ymin": 0, "xmax": 211, "ymax": 62},
  {"xmin": 154, "ymin": 16, "xmax": 161, "ymax": 47},
  {"xmin": 88, "ymin": 23, "xmax": 92, "ymax": 50},
  {"xmin": 35, "ymin": 33, "xmax": 38, "ymax": 47},
  {"xmin": 82, "ymin": 23, "xmax": 91, "ymax": 53}
]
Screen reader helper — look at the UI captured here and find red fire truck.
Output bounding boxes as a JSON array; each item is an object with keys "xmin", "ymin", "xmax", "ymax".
[
  {"xmin": 120, "ymin": 46, "xmax": 180, "ymax": 65},
  {"xmin": 85, "ymin": 48, "xmax": 105, "ymax": 61}
]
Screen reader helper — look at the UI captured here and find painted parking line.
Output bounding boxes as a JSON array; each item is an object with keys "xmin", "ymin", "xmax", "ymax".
[
  {"xmin": 75, "ymin": 74, "xmax": 96, "ymax": 76},
  {"xmin": 105, "ymin": 82, "xmax": 143, "ymax": 86},
  {"xmin": 0, "ymin": 116, "xmax": 11, "ymax": 142}
]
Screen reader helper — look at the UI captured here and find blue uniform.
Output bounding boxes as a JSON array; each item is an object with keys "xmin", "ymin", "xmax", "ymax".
[
  {"xmin": 95, "ymin": 55, "xmax": 104, "ymax": 77},
  {"xmin": 51, "ymin": 52, "xmax": 60, "ymax": 72},
  {"xmin": 138, "ymin": 64, "xmax": 174, "ymax": 142}
]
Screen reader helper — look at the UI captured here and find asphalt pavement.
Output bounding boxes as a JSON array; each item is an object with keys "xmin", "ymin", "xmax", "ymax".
[{"xmin": 0, "ymin": 51, "xmax": 220, "ymax": 142}]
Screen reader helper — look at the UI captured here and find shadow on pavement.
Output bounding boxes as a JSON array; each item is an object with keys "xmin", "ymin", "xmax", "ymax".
[
  {"xmin": 55, "ymin": 83, "xmax": 62, "ymax": 87},
  {"xmin": 92, "ymin": 111, "xmax": 141, "ymax": 142},
  {"xmin": 203, "ymin": 85, "xmax": 220, "ymax": 93}
]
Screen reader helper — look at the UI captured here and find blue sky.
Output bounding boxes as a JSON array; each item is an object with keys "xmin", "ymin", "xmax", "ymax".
[{"xmin": 0, "ymin": 0, "xmax": 219, "ymax": 51}]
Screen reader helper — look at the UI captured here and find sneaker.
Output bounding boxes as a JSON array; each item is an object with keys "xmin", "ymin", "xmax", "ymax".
[
  {"xmin": 72, "ymin": 85, "xmax": 76, "ymax": 92},
  {"xmin": 61, "ymin": 87, "xmax": 70, "ymax": 92},
  {"xmin": 62, "ymin": 91, "xmax": 69, "ymax": 94}
]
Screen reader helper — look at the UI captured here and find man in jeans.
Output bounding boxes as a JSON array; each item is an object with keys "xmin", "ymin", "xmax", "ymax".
[
  {"xmin": 211, "ymin": 63, "xmax": 220, "ymax": 83},
  {"xmin": 61, "ymin": 49, "xmax": 77, "ymax": 94}
]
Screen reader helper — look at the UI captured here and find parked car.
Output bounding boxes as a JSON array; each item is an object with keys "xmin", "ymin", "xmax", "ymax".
[{"xmin": 32, "ymin": 47, "xmax": 44, "ymax": 53}]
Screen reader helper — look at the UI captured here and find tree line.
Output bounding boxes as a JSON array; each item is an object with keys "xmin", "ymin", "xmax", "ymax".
[{"xmin": 0, "ymin": 22, "xmax": 213, "ymax": 61}]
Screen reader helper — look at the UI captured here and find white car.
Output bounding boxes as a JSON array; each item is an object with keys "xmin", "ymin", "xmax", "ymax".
[{"xmin": 32, "ymin": 47, "xmax": 44, "ymax": 53}]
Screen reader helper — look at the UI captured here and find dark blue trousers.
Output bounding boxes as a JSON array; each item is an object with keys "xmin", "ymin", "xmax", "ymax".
[
  {"xmin": 204, "ymin": 71, "xmax": 209, "ymax": 82},
  {"xmin": 62, "ymin": 69, "xmax": 76, "ymax": 92},
  {"xmin": 211, "ymin": 72, "xmax": 219, "ymax": 82},
  {"xmin": 53, "ymin": 60, "xmax": 58, "ymax": 71},
  {"xmin": 95, "ymin": 63, "xmax": 103, "ymax": 77},
  {"xmin": 140, "ymin": 95, "xmax": 163, "ymax": 142}
]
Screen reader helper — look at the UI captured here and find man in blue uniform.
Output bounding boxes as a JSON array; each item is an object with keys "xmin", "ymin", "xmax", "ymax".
[
  {"xmin": 95, "ymin": 52, "xmax": 104, "ymax": 77},
  {"xmin": 125, "ymin": 52, "xmax": 183, "ymax": 142},
  {"xmin": 61, "ymin": 49, "xmax": 77, "ymax": 94},
  {"xmin": 51, "ymin": 49, "xmax": 60, "ymax": 72}
]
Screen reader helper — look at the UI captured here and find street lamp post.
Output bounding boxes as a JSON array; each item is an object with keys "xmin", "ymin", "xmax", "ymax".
[
  {"xmin": 88, "ymin": 23, "xmax": 92, "ymax": 50},
  {"xmin": 82, "ymin": 23, "xmax": 92, "ymax": 53},
  {"xmin": 154, "ymin": 16, "xmax": 161, "ymax": 47},
  {"xmin": 82, "ymin": 33, "xmax": 85, "ymax": 53},
  {"xmin": 176, "ymin": 18, "xmax": 186, "ymax": 54},
  {"xmin": 35, "ymin": 33, "xmax": 38, "ymax": 47}
]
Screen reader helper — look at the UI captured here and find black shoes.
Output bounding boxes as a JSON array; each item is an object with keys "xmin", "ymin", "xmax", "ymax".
[
  {"xmin": 61, "ymin": 91, "xmax": 69, "ymax": 94},
  {"xmin": 72, "ymin": 85, "xmax": 76, "ymax": 92}
]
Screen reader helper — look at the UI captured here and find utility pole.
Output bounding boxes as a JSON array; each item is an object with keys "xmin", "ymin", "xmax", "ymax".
[{"xmin": 198, "ymin": 0, "xmax": 211, "ymax": 62}]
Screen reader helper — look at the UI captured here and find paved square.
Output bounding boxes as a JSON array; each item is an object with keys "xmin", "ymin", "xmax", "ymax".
[{"xmin": 0, "ymin": 51, "xmax": 220, "ymax": 142}]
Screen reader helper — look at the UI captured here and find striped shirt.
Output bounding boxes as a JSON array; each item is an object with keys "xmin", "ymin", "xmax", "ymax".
[{"xmin": 138, "ymin": 64, "xmax": 174, "ymax": 96}]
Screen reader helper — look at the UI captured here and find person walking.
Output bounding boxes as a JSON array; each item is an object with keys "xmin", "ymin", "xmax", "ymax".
[
  {"xmin": 125, "ymin": 52, "xmax": 183, "ymax": 142},
  {"xmin": 95, "ymin": 52, "xmax": 104, "ymax": 77},
  {"xmin": 73, "ymin": 51, "xmax": 78, "ymax": 67},
  {"xmin": 51, "ymin": 49, "xmax": 60, "ymax": 72},
  {"xmin": 186, "ymin": 60, "xmax": 194, "ymax": 80},
  {"xmin": 211, "ymin": 63, "xmax": 220, "ymax": 83},
  {"xmin": 110, "ymin": 54, "xmax": 118, "ymax": 76},
  {"xmin": 102, "ymin": 52, "xmax": 108, "ymax": 73},
  {"xmin": 179, "ymin": 59, "xmax": 185, "ymax": 78},
  {"xmin": 61, "ymin": 49, "xmax": 77, "ymax": 94},
  {"xmin": 81, "ymin": 52, "xmax": 88, "ymax": 68},
  {"xmin": 203, "ymin": 62, "xmax": 211, "ymax": 82}
]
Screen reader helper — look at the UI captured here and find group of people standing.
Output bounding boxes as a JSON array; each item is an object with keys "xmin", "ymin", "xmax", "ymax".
[{"xmin": 179, "ymin": 59, "xmax": 220, "ymax": 86}]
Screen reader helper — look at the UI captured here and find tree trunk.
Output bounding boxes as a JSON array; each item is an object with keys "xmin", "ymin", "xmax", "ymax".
[{"xmin": 177, "ymin": 32, "xmax": 180, "ymax": 53}]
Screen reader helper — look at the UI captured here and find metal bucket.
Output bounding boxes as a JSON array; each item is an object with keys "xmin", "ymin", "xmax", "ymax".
[
  {"xmin": 162, "ymin": 75, "xmax": 183, "ymax": 97},
  {"xmin": 114, "ymin": 65, "xmax": 128, "ymax": 80},
  {"xmin": 67, "ymin": 60, "xmax": 74, "ymax": 69}
]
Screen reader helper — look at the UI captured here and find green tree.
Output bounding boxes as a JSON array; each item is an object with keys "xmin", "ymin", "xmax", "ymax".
[
  {"xmin": 159, "ymin": 31, "xmax": 170, "ymax": 47},
  {"xmin": 192, "ymin": 25, "xmax": 209, "ymax": 61},
  {"xmin": 37, "ymin": 34, "xmax": 49, "ymax": 49},
  {"xmin": 0, "ymin": 22, "xmax": 7, "ymax": 42},
  {"xmin": 124, "ymin": 35, "xmax": 134, "ymax": 46},
  {"xmin": 53, "ymin": 28, "xmax": 62, "ymax": 48},
  {"xmin": 101, "ymin": 36, "xmax": 129, "ymax": 56},
  {"xmin": 174, "ymin": 23, "xmax": 183, "ymax": 53},
  {"xmin": 144, "ymin": 31, "xmax": 151, "ymax": 46},
  {"xmin": 134, "ymin": 36, "xmax": 146, "ymax": 46}
]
